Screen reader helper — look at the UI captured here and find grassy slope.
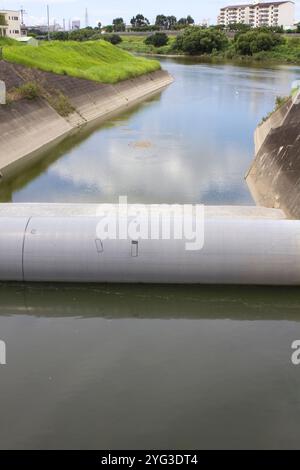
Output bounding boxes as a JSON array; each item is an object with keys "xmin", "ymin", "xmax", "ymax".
[
  {"xmin": 3, "ymin": 40, "xmax": 161, "ymax": 83},
  {"xmin": 0, "ymin": 37, "xmax": 22, "ymax": 47},
  {"xmin": 119, "ymin": 35, "xmax": 177, "ymax": 55}
]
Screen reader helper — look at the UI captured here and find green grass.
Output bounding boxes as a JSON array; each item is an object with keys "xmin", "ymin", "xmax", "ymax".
[
  {"xmin": 119, "ymin": 35, "xmax": 177, "ymax": 55},
  {"xmin": 2, "ymin": 40, "xmax": 161, "ymax": 83},
  {"xmin": 0, "ymin": 37, "xmax": 22, "ymax": 47}
]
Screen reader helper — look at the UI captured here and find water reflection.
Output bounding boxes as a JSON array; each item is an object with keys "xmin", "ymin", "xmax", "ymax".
[
  {"xmin": 1, "ymin": 282, "xmax": 300, "ymax": 450},
  {"xmin": 1, "ymin": 282, "xmax": 300, "ymax": 320},
  {"xmin": 1, "ymin": 60, "xmax": 299, "ymax": 205},
  {"xmin": 1, "ymin": 61, "xmax": 300, "ymax": 450}
]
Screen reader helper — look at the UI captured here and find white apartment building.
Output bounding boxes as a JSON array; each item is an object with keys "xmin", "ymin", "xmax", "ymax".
[
  {"xmin": 218, "ymin": 1, "xmax": 295, "ymax": 28},
  {"xmin": 0, "ymin": 10, "xmax": 22, "ymax": 38}
]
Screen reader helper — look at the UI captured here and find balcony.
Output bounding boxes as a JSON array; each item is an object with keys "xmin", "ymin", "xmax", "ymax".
[{"xmin": 0, "ymin": 15, "xmax": 8, "ymax": 38}]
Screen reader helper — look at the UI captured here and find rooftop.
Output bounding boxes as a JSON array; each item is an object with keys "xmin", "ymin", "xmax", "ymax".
[
  {"xmin": 221, "ymin": 1, "xmax": 293, "ymax": 10},
  {"xmin": 16, "ymin": 37, "xmax": 35, "ymax": 42}
]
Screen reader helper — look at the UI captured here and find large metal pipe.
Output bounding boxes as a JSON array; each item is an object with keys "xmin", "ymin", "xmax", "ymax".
[{"xmin": 1, "ymin": 213, "xmax": 300, "ymax": 285}]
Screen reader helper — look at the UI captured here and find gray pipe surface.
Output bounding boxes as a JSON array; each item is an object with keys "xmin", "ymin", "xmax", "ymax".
[{"xmin": 0, "ymin": 214, "xmax": 300, "ymax": 285}]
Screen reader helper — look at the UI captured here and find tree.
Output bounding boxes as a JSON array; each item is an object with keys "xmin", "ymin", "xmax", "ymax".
[
  {"xmin": 155, "ymin": 14, "xmax": 168, "ymax": 29},
  {"xmin": 167, "ymin": 16, "xmax": 177, "ymax": 30},
  {"xmin": 97, "ymin": 22, "xmax": 102, "ymax": 30},
  {"xmin": 145, "ymin": 32, "xmax": 169, "ymax": 47},
  {"xmin": 104, "ymin": 25, "xmax": 113, "ymax": 33},
  {"xmin": 228, "ymin": 22, "xmax": 251, "ymax": 33},
  {"xmin": 177, "ymin": 16, "xmax": 195, "ymax": 30},
  {"xmin": 103, "ymin": 34, "xmax": 122, "ymax": 45},
  {"xmin": 68, "ymin": 28, "xmax": 95, "ymax": 41},
  {"xmin": 155, "ymin": 14, "xmax": 178, "ymax": 30},
  {"xmin": 130, "ymin": 14, "xmax": 150, "ymax": 28},
  {"xmin": 51, "ymin": 31, "xmax": 69, "ymax": 40},
  {"xmin": 112, "ymin": 18, "xmax": 126, "ymax": 32},
  {"xmin": 235, "ymin": 30, "xmax": 283, "ymax": 55},
  {"xmin": 178, "ymin": 18, "xmax": 188, "ymax": 27},
  {"xmin": 174, "ymin": 27, "xmax": 228, "ymax": 55}
]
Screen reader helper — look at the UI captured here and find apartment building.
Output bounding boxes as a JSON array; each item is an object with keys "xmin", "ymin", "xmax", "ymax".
[
  {"xmin": 218, "ymin": 1, "xmax": 295, "ymax": 28},
  {"xmin": 0, "ymin": 10, "xmax": 22, "ymax": 38}
]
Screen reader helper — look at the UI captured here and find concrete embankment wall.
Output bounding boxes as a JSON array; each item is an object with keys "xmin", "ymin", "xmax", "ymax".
[
  {"xmin": 0, "ymin": 61, "xmax": 173, "ymax": 178},
  {"xmin": 254, "ymin": 96, "xmax": 293, "ymax": 155},
  {"xmin": 246, "ymin": 90, "xmax": 300, "ymax": 219}
]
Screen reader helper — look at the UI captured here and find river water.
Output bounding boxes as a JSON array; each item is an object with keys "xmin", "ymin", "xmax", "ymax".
[{"xmin": 1, "ymin": 58, "xmax": 300, "ymax": 449}]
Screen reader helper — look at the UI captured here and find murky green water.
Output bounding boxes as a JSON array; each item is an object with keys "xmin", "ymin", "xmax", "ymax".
[{"xmin": 1, "ymin": 59, "xmax": 300, "ymax": 449}]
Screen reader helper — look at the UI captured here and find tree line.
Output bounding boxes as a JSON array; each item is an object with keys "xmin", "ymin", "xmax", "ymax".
[{"xmin": 105, "ymin": 14, "xmax": 195, "ymax": 33}]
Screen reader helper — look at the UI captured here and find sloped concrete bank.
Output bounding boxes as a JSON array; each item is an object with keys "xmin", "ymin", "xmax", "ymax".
[
  {"xmin": 0, "ymin": 61, "xmax": 173, "ymax": 179},
  {"xmin": 246, "ymin": 89, "xmax": 300, "ymax": 219}
]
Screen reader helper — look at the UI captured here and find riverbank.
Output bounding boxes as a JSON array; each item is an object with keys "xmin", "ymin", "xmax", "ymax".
[
  {"xmin": 119, "ymin": 34, "xmax": 300, "ymax": 66},
  {"xmin": 2, "ymin": 40, "xmax": 161, "ymax": 84},
  {"xmin": 0, "ymin": 62, "xmax": 173, "ymax": 179},
  {"xmin": 246, "ymin": 87, "xmax": 300, "ymax": 219}
]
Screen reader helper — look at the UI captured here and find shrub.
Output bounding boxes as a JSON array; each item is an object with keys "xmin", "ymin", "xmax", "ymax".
[
  {"xmin": 68, "ymin": 28, "xmax": 95, "ymax": 42},
  {"xmin": 173, "ymin": 27, "xmax": 228, "ymax": 55},
  {"xmin": 48, "ymin": 92, "xmax": 74, "ymax": 117},
  {"xmin": 14, "ymin": 82, "xmax": 39, "ymax": 100},
  {"xmin": 103, "ymin": 34, "xmax": 122, "ymax": 45},
  {"xmin": 144, "ymin": 33, "xmax": 169, "ymax": 48},
  {"xmin": 275, "ymin": 95, "xmax": 289, "ymax": 109},
  {"xmin": 235, "ymin": 30, "xmax": 283, "ymax": 56}
]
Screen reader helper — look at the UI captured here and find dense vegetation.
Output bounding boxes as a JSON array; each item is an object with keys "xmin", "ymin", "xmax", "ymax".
[
  {"xmin": 49, "ymin": 27, "xmax": 102, "ymax": 41},
  {"xmin": 119, "ymin": 35, "xmax": 176, "ymax": 54},
  {"xmin": 145, "ymin": 33, "xmax": 169, "ymax": 48},
  {"xmin": 120, "ymin": 26, "xmax": 300, "ymax": 64},
  {"xmin": 2, "ymin": 40, "xmax": 160, "ymax": 83},
  {"xmin": 174, "ymin": 28, "xmax": 229, "ymax": 55},
  {"xmin": 234, "ymin": 30, "xmax": 283, "ymax": 55},
  {"xmin": 103, "ymin": 34, "xmax": 122, "ymax": 45}
]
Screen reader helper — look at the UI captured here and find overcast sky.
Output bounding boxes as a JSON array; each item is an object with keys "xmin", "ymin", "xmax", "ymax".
[{"xmin": 2, "ymin": 0, "xmax": 300, "ymax": 27}]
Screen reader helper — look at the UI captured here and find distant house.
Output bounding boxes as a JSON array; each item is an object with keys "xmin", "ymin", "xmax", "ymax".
[
  {"xmin": 0, "ymin": 10, "xmax": 22, "ymax": 38},
  {"xmin": 16, "ymin": 36, "xmax": 38, "ymax": 46}
]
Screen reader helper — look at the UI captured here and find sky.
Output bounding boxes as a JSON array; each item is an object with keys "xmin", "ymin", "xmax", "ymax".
[{"xmin": 2, "ymin": 0, "xmax": 300, "ymax": 27}]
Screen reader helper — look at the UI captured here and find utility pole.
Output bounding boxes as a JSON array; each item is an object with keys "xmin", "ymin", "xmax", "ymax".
[
  {"xmin": 85, "ymin": 8, "xmax": 89, "ymax": 28},
  {"xmin": 47, "ymin": 5, "xmax": 50, "ymax": 40},
  {"xmin": 20, "ymin": 5, "xmax": 27, "ymax": 25}
]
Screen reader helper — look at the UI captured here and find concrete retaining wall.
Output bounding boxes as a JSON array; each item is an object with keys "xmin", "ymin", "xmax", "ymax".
[
  {"xmin": 254, "ymin": 96, "xmax": 293, "ymax": 155},
  {"xmin": 0, "ymin": 61, "xmax": 173, "ymax": 178},
  {"xmin": 246, "ymin": 90, "xmax": 300, "ymax": 219}
]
